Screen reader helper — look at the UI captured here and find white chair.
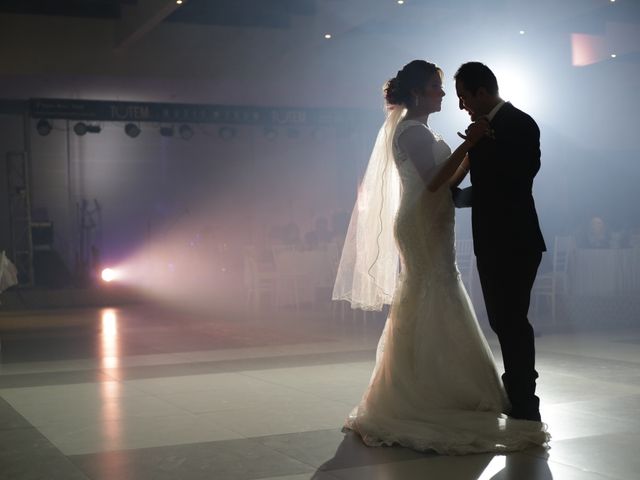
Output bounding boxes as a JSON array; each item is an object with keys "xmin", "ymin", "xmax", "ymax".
[
  {"xmin": 532, "ymin": 236, "xmax": 575, "ymax": 324},
  {"xmin": 272, "ymin": 250, "xmax": 303, "ymax": 310},
  {"xmin": 243, "ymin": 247, "xmax": 277, "ymax": 310}
]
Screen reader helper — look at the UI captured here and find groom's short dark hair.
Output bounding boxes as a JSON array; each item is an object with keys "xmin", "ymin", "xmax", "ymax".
[{"xmin": 455, "ymin": 62, "xmax": 499, "ymax": 96}]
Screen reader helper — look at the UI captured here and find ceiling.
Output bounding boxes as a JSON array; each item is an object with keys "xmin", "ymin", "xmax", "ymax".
[
  {"xmin": 0, "ymin": 0, "xmax": 316, "ymax": 27},
  {"xmin": 0, "ymin": 0, "xmax": 636, "ymax": 32}
]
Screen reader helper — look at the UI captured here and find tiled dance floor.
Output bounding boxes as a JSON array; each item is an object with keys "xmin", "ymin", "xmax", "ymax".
[{"xmin": 1, "ymin": 305, "xmax": 638, "ymax": 479}]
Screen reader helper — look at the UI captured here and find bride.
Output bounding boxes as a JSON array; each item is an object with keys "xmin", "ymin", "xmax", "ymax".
[{"xmin": 332, "ymin": 60, "xmax": 550, "ymax": 455}]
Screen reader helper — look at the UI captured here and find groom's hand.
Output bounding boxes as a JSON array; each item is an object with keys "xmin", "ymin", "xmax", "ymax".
[{"xmin": 457, "ymin": 118, "xmax": 490, "ymax": 144}]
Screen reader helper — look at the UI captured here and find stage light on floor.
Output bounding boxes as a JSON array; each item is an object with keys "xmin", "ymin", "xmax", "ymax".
[{"xmin": 101, "ymin": 268, "xmax": 118, "ymax": 282}]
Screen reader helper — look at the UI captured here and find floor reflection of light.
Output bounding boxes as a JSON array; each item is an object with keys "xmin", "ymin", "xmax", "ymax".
[
  {"xmin": 101, "ymin": 308, "xmax": 119, "ymax": 369},
  {"xmin": 477, "ymin": 455, "xmax": 506, "ymax": 480},
  {"xmin": 100, "ymin": 308, "xmax": 123, "ymax": 452}
]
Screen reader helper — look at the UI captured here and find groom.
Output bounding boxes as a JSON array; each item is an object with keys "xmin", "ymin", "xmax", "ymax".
[{"xmin": 454, "ymin": 62, "xmax": 546, "ymax": 422}]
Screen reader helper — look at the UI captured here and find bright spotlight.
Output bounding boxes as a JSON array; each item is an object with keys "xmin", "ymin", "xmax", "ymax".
[
  {"xmin": 101, "ymin": 268, "xmax": 118, "ymax": 282},
  {"xmin": 493, "ymin": 64, "xmax": 535, "ymax": 113},
  {"xmin": 324, "ymin": 34, "xmax": 332, "ymax": 39}
]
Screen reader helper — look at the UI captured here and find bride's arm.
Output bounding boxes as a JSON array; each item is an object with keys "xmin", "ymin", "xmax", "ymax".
[
  {"xmin": 449, "ymin": 155, "xmax": 470, "ymax": 188},
  {"xmin": 399, "ymin": 122, "xmax": 486, "ymax": 193},
  {"xmin": 397, "ymin": 126, "xmax": 439, "ymax": 187}
]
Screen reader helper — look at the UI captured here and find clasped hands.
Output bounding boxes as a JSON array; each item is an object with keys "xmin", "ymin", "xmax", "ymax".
[{"xmin": 457, "ymin": 117, "xmax": 491, "ymax": 145}]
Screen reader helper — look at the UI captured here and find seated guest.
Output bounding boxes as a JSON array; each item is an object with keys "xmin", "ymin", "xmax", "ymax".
[
  {"xmin": 578, "ymin": 216, "xmax": 611, "ymax": 248},
  {"xmin": 330, "ymin": 211, "xmax": 350, "ymax": 242},
  {"xmin": 629, "ymin": 227, "xmax": 640, "ymax": 248},
  {"xmin": 282, "ymin": 222, "xmax": 302, "ymax": 248},
  {"xmin": 304, "ymin": 217, "xmax": 332, "ymax": 249}
]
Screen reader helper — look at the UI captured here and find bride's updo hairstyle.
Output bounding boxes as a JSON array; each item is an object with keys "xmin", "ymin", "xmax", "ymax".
[{"xmin": 384, "ymin": 60, "xmax": 442, "ymax": 108}]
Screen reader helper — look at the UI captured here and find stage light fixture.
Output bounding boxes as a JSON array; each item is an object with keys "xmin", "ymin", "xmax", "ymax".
[
  {"xmin": 160, "ymin": 126, "xmax": 174, "ymax": 137},
  {"xmin": 74, "ymin": 123, "xmax": 87, "ymax": 135},
  {"xmin": 125, "ymin": 123, "xmax": 141, "ymax": 138},
  {"xmin": 179, "ymin": 124, "xmax": 194, "ymax": 140},
  {"xmin": 324, "ymin": 34, "xmax": 332, "ymax": 39},
  {"xmin": 74, "ymin": 122, "xmax": 101, "ymax": 136},
  {"xmin": 36, "ymin": 119, "xmax": 52, "ymax": 136},
  {"xmin": 101, "ymin": 268, "xmax": 118, "ymax": 282}
]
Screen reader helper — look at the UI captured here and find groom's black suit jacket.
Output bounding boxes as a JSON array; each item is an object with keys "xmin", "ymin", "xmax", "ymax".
[{"xmin": 467, "ymin": 102, "xmax": 546, "ymax": 256}]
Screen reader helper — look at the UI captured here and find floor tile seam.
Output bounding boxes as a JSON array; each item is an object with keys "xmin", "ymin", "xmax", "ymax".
[
  {"xmin": 542, "ymin": 377, "xmax": 640, "ymax": 389},
  {"xmin": 545, "ymin": 412, "xmax": 640, "ymax": 429},
  {"xmin": 31, "ymin": 410, "xmax": 210, "ymax": 434},
  {"xmin": 537, "ymin": 349, "xmax": 640, "ymax": 368},
  {"xmin": 0, "ymin": 350, "xmax": 375, "ymax": 389},
  {"xmin": 169, "ymin": 342, "xmax": 366, "ymax": 362},
  {"xmin": 0, "ymin": 405, "xmax": 93, "ymax": 479},
  {"xmin": 0, "ymin": 344, "xmax": 371, "ymax": 375},
  {"xmin": 235, "ymin": 371, "xmax": 363, "ymax": 406},
  {"xmin": 549, "ymin": 393, "xmax": 640, "ymax": 411},
  {"xmin": 538, "ymin": 371, "xmax": 640, "ymax": 384},
  {"xmin": 62, "ymin": 428, "xmax": 337, "ymax": 460}
]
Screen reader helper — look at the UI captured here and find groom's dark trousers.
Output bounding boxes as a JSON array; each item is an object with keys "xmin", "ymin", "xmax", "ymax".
[
  {"xmin": 476, "ymin": 251, "xmax": 542, "ymax": 419},
  {"xmin": 466, "ymin": 102, "xmax": 546, "ymax": 420}
]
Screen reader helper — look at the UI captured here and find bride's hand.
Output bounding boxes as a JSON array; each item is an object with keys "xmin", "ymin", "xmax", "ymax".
[{"xmin": 457, "ymin": 118, "xmax": 490, "ymax": 144}]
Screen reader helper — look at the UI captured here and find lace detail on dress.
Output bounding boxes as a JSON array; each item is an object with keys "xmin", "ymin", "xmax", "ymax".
[{"xmin": 343, "ymin": 123, "xmax": 551, "ymax": 455}]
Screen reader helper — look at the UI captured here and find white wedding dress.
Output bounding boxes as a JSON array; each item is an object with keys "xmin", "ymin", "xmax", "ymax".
[{"xmin": 343, "ymin": 120, "xmax": 550, "ymax": 455}]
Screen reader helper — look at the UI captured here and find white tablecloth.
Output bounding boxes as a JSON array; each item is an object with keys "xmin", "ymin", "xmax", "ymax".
[
  {"xmin": 0, "ymin": 251, "xmax": 18, "ymax": 293},
  {"xmin": 572, "ymin": 248, "xmax": 640, "ymax": 295},
  {"xmin": 273, "ymin": 247, "xmax": 338, "ymax": 305}
]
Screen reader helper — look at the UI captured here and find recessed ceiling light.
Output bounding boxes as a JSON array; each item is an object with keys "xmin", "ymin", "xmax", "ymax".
[
  {"xmin": 397, "ymin": 0, "xmax": 405, "ymax": 4},
  {"xmin": 324, "ymin": 34, "xmax": 332, "ymax": 39},
  {"xmin": 176, "ymin": 0, "xmax": 183, "ymax": 4},
  {"xmin": 611, "ymin": 53, "xmax": 617, "ymax": 58},
  {"xmin": 519, "ymin": 30, "xmax": 526, "ymax": 35}
]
